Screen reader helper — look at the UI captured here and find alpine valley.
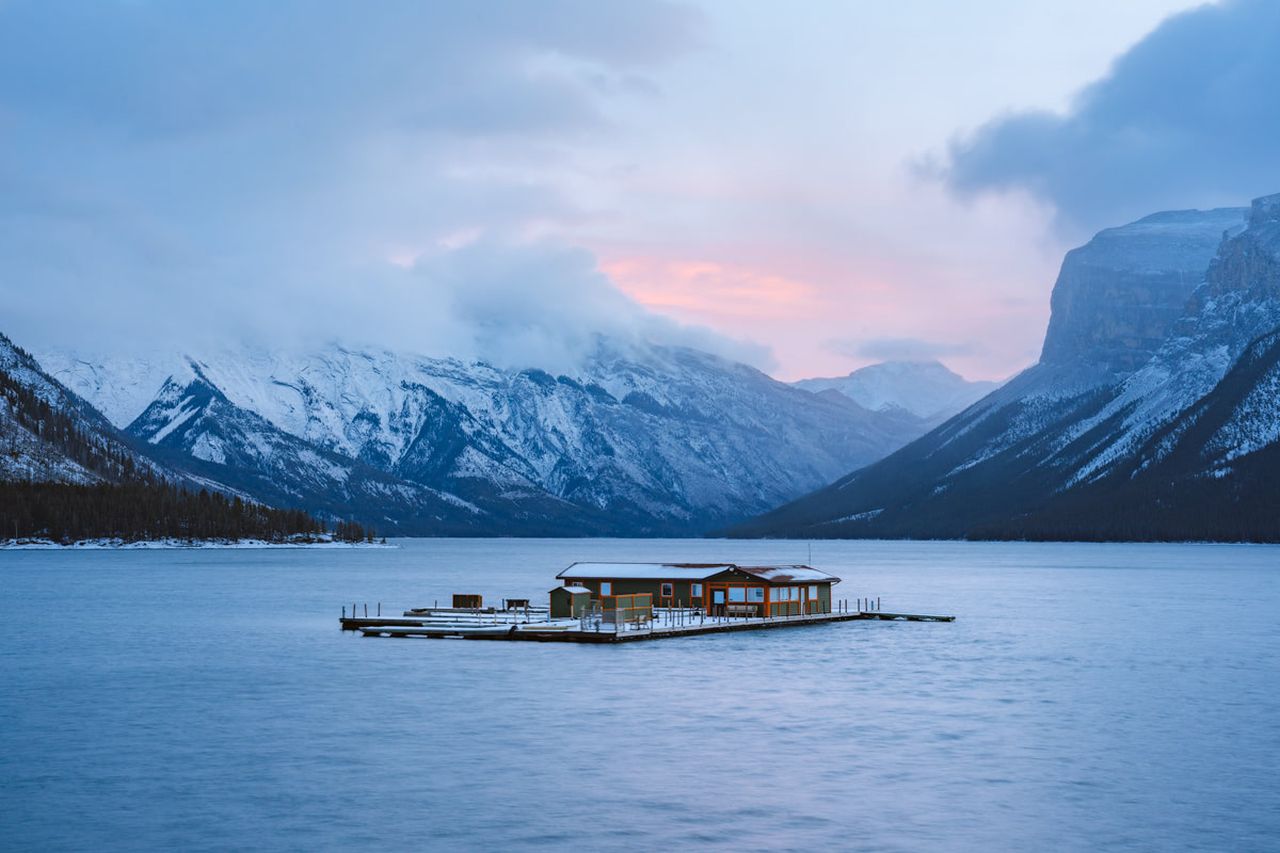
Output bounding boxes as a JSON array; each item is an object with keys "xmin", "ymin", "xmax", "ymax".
[
  {"xmin": 733, "ymin": 194, "xmax": 1280, "ymax": 542},
  {"xmin": 11, "ymin": 337, "xmax": 940, "ymax": 536}
]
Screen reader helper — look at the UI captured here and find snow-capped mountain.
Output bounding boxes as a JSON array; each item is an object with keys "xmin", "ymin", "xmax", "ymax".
[
  {"xmin": 0, "ymin": 333, "xmax": 166, "ymax": 485},
  {"xmin": 125, "ymin": 363, "xmax": 514, "ymax": 534},
  {"xmin": 40, "ymin": 338, "xmax": 934, "ymax": 535},
  {"xmin": 733, "ymin": 196, "xmax": 1280, "ymax": 541},
  {"xmin": 792, "ymin": 361, "xmax": 999, "ymax": 420}
]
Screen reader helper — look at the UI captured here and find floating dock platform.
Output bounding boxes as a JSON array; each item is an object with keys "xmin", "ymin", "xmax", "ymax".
[{"xmin": 339, "ymin": 607, "xmax": 953, "ymax": 643}]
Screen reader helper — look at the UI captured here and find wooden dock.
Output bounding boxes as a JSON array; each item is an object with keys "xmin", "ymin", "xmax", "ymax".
[
  {"xmin": 858, "ymin": 611, "xmax": 955, "ymax": 622},
  {"xmin": 340, "ymin": 608, "xmax": 953, "ymax": 642}
]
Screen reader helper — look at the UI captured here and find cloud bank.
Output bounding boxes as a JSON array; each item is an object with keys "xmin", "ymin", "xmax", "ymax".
[
  {"xmin": 942, "ymin": 0, "xmax": 1280, "ymax": 233},
  {"xmin": 0, "ymin": 1, "xmax": 772, "ymax": 371}
]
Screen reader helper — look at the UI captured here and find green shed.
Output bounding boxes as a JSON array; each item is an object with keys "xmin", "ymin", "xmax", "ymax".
[{"xmin": 549, "ymin": 585, "xmax": 593, "ymax": 618}]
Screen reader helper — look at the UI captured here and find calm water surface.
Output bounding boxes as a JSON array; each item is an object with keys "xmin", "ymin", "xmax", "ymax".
[{"xmin": 2, "ymin": 539, "xmax": 1278, "ymax": 852}]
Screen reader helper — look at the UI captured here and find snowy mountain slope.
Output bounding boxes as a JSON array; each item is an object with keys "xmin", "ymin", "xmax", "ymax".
[
  {"xmin": 45, "ymin": 338, "xmax": 934, "ymax": 535},
  {"xmin": 124, "ymin": 362, "xmax": 600, "ymax": 535},
  {"xmin": 40, "ymin": 353, "xmax": 181, "ymax": 430},
  {"xmin": 1127, "ymin": 325, "xmax": 1280, "ymax": 488},
  {"xmin": 732, "ymin": 196, "xmax": 1279, "ymax": 541},
  {"xmin": 0, "ymin": 333, "xmax": 165, "ymax": 485},
  {"xmin": 792, "ymin": 360, "xmax": 999, "ymax": 419},
  {"xmin": 988, "ymin": 325, "xmax": 1280, "ymax": 541}
]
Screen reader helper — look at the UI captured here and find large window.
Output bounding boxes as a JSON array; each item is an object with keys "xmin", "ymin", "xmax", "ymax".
[
  {"xmin": 747, "ymin": 587, "xmax": 764, "ymax": 603},
  {"xmin": 728, "ymin": 587, "xmax": 746, "ymax": 603},
  {"xmin": 808, "ymin": 585, "xmax": 818, "ymax": 598},
  {"xmin": 661, "ymin": 582, "xmax": 673, "ymax": 597},
  {"xmin": 601, "ymin": 581, "xmax": 612, "ymax": 596},
  {"xmin": 691, "ymin": 583, "xmax": 703, "ymax": 597}
]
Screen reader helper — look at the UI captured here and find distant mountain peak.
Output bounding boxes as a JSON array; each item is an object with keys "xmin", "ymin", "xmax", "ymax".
[{"xmin": 791, "ymin": 359, "xmax": 998, "ymax": 420}]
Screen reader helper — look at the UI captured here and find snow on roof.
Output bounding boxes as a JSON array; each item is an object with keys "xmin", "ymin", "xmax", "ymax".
[
  {"xmin": 736, "ymin": 565, "xmax": 841, "ymax": 584},
  {"xmin": 551, "ymin": 585, "xmax": 593, "ymax": 595},
  {"xmin": 556, "ymin": 562, "xmax": 840, "ymax": 583}
]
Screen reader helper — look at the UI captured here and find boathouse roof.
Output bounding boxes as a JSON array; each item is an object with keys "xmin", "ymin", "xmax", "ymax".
[
  {"xmin": 737, "ymin": 565, "xmax": 840, "ymax": 583},
  {"xmin": 557, "ymin": 562, "xmax": 840, "ymax": 583}
]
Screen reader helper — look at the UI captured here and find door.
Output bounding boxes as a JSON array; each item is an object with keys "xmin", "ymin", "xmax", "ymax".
[{"xmin": 711, "ymin": 588, "xmax": 726, "ymax": 616}]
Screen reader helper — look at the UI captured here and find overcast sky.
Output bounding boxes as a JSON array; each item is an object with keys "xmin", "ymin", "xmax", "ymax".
[{"xmin": 5, "ymin": 0, "xmax": 1276, "ymax": 380}]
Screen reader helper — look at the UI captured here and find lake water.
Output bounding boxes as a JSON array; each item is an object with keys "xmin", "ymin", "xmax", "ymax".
[{"xmin": 2, "ymin": 539, "xmax": 1278, "ymax": 852}]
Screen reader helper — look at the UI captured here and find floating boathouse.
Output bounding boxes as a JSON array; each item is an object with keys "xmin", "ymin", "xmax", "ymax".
[
  {"xmin": 341, "ymin": 560, "xmax": 953, "ymax": 641},
  {"xmin": 551, "ymin": 562, "xmax": 838, "ymax": 618}
]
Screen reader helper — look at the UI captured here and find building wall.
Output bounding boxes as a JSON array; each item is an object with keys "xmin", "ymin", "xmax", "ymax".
[
  {"xmin": 561, "ymin": 578, "xmax": 702, "ymax": 605},
  {"xmin": 816, "ymin": 583, "xmax": 832, "ymax": 613}
]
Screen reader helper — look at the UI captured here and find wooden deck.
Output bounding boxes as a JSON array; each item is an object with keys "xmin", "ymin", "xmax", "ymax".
[{"xmin": 341, "ymin": 608, "xmax": 953, "ymax": 642}]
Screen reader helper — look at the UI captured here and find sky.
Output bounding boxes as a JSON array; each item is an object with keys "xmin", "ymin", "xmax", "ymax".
[{"xmin": 3, "ymin": 0, "xmax": 1277, "ymax": 381}]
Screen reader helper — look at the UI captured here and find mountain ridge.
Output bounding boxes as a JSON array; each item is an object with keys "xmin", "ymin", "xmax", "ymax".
[{"xmin": 36, "ymin": 337, "xmax": 938, "ymax": 536}]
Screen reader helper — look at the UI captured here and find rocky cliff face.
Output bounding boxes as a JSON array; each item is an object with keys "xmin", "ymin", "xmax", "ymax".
[
  {"xmin": 1039, "ymin": 208, "xmax": 1247, "ymax": 373},
  {"xmin": 733, "ymin": 196, "xmax": 1280, "ymax": 542}
]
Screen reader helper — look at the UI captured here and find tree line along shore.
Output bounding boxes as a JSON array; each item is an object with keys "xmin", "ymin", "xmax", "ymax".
[{"xmin": 0, "ymin": 481, "xmax": 374, "ymax": 545}]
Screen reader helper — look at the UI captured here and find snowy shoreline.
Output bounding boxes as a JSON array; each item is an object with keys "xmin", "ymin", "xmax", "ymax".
[{"xmin": 1, "ymin": 537, "xmax": 397, "ymax": 550}]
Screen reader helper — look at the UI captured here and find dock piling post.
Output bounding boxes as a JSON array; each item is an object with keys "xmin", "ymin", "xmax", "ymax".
[
  {"xmin": 877, "ymin": 597, "xmax": 881, "ymax": 611},
  {"xmin": 364, "ymin": 603, "xmax": 368, "ymax": 617},
  {"xmin": 377, "ymin": 602, "xmax": 381, "ymax": 617},
  {"xmin": 342, "ymin": 605, "xmax": 346, "ymax": 618}
]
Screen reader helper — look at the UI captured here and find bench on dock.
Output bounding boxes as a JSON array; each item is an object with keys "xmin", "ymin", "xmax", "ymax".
[{"xmin": 726, "ymin": 604, "xmax": 758, "ymax": 618}]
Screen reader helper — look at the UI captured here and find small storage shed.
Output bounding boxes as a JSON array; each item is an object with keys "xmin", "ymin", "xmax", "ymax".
[
  {"xmin": 549, "ymin": 585, "xmax": 593, "ymax": 618},
  {"xmin": 553, "ymin": 562, "xmax": 840, "ymax": 617}
]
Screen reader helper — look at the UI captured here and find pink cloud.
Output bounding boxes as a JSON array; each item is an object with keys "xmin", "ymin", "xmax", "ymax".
[
  {"xmin": 595, "ymin": 242, "xmax": 1046, "ymax": 384},
  {"xmin": 600, "ymin": 257, "xmax": 821, "ymax": 322}
]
